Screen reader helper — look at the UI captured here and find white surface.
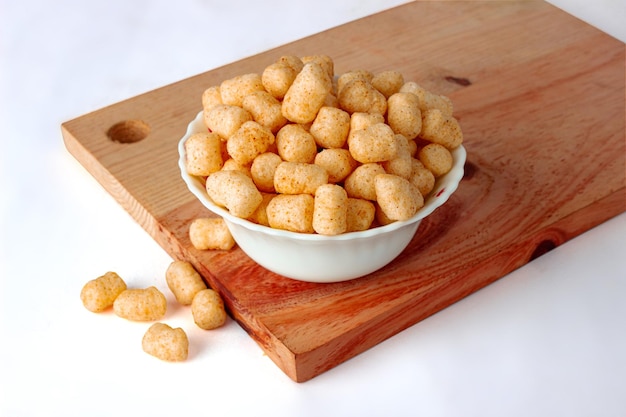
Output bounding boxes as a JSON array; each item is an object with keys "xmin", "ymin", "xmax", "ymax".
[
  {"xmin": 179, "ymin": 111, "xmax": 466, "ymax": 282},
  {"xmin": 1, "ymin": 0, "xmax": 624, "ymax": 416}
]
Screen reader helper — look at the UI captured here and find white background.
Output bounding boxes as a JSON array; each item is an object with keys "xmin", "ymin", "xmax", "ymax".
[{"xmin": 1, "ymin": 1, "xmax": 625, "ymax": 416}]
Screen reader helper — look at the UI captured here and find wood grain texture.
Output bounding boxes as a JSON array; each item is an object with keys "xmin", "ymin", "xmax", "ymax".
[{"xmin": 61, "ymin": 1, "xmax": 625, "ymax": 382}]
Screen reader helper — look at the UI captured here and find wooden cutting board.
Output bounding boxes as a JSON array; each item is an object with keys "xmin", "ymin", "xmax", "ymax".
[{"xmin": 61, "ymin": 1, "xmax": 625, "ymax": 382}]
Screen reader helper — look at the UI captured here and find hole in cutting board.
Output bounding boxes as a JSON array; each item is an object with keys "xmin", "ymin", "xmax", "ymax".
[{"xmin": 107, "ymin": 120, "xmax": 150, "ymax": 143}]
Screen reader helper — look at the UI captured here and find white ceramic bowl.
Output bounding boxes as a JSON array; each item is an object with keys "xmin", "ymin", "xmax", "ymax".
[{"xmin": 178, "ymin": 111, "xmax": 466, "ymax": 283}]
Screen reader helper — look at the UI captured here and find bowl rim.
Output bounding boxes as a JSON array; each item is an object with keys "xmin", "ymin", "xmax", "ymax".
[{"xmin": 178, "ymin": 110, "xmax": 466, "ymax": 242}]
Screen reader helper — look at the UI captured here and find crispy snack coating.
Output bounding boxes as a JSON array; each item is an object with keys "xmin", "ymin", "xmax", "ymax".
[
  {"xmin": 206, "ymin": 170, "xmax": 263, "ymax": 219},
  {"xmin": 273, "ymin": 161, "xmax": 329, "ymax": 195},
  {"xmin": 80, "ymin": 271, "xmax": 127, "ymax": 313},
  {"xmin": 267, "ymin": 194, "xmax": 315, "ymax": 233},
  {"xmin": 409, "ymin": 159, "xmax": 436, "ymax": 197},
  {"xmin": 400, "ymin": 81, "xmax": 454, "ymax": 116},
  {"xmin": 142, "ymin": 323, "xmax": 189, "ymax": 362},
  {"xmin": 165, "ymin": 260, "xmax": 207, "ymax": 305},
  {"xmin": 262, "ymin": 61, "xmax": 299, "ymax": 100},
  {"xmin": 419, "ymin": 108, "xmax": 463, "ymax": 149},
  {"xmin": 282, "ymin": 62, "xmax": 332, "ymax": 124},
  {"xmin": 374, "ymin": 174, "xmax": 424, "ymax": 221},
  {"xmin": 276, "ymin": 124, "xmax": 317, "ymax": 163},
  {"xmin": 186, "ymin": 56, "xmax": 463, "ymax": 236},
  {"xmin": 346, "ymin": 198, "xmax": 376, "ymax": 232},
  {"xmin": 387, "ymin": 92, "xmax": 422, "ymax": 140},
  {"xmin": 337, "ymin": 70, "xmax": 374, "ymax": 94},
  {"xmin": 348, "ymin": 123, "xmax": 398, "ymax": 164},
  {"xmin": 204, "ymin": 104, "xmax": 252, "ymax": 140},
  {"xmin": 301, "ymin": 54, "xmax": 334, "ymax": 79},
  {"xmin": 189, "ymin": 217, "xmax": 236, "ymax": 251},
  {"xmin": 251, "ymin": 152, "xmax": 282, "ymax": 193},
  {"xmin": 201, "ymin": 86, "xmax": 222, "ymax": 111},
  {"xmin": 314, "ymin": 148, "xmax": 358, "ymax": 184},
  {"xmin": 247, "ymin": 192, "xmax": 275, "ymax": 226},
  {"xmin": 347, "ymin": 112, "xmax": 385, "ymax": 144},
  {"xmin": 344, "ymin": 163, "xmax": 386, "ymax": 201},
  {"xmin": 338, "ymin": 78, "xmax": 387, "ymax": 115},
  {"xmin": 242, "ymin": 90, "xmax": 287, "ymax": 133},
  {"xmin": 382, "ymin": 134, "xmax": 413, "ymax": 179},
  {"xmin": 226, "ymin": 120, "xmax": 275, "ymax": 166},
  {"xmin": 191, "ymin": 289, "xmax": 227, "ymax": 330},
  {"xmin": 310, "ymin": 106, "xmax": 351, "ymax": 149},
  {"xmin": 113, "ymin": 287, "xmax": 167, "ymax": 321},
  {"xmin": 313, "ymin": 184, "xmax": 348, "ymax": 236},
  {"xmin": 220, "ymin": 73, "xmax": 264, "ymax": 107},
  {"xmin": 184, "ymin": 132, "xmax": 224, "ymax": 176},
  {"xmin": 371, "ymin": 70, "xmax": 404, "ymax": 98},
  {"xmin": 221, "ymin": 158, "xmax": 252, "ymax": 178},
  {"xmin": 418, "ymin": 143, "xmax": 454, "ymax": 177},
  {"xmin": 277, "ymin": 55, "xmax": 304, "ymax": 73}
]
